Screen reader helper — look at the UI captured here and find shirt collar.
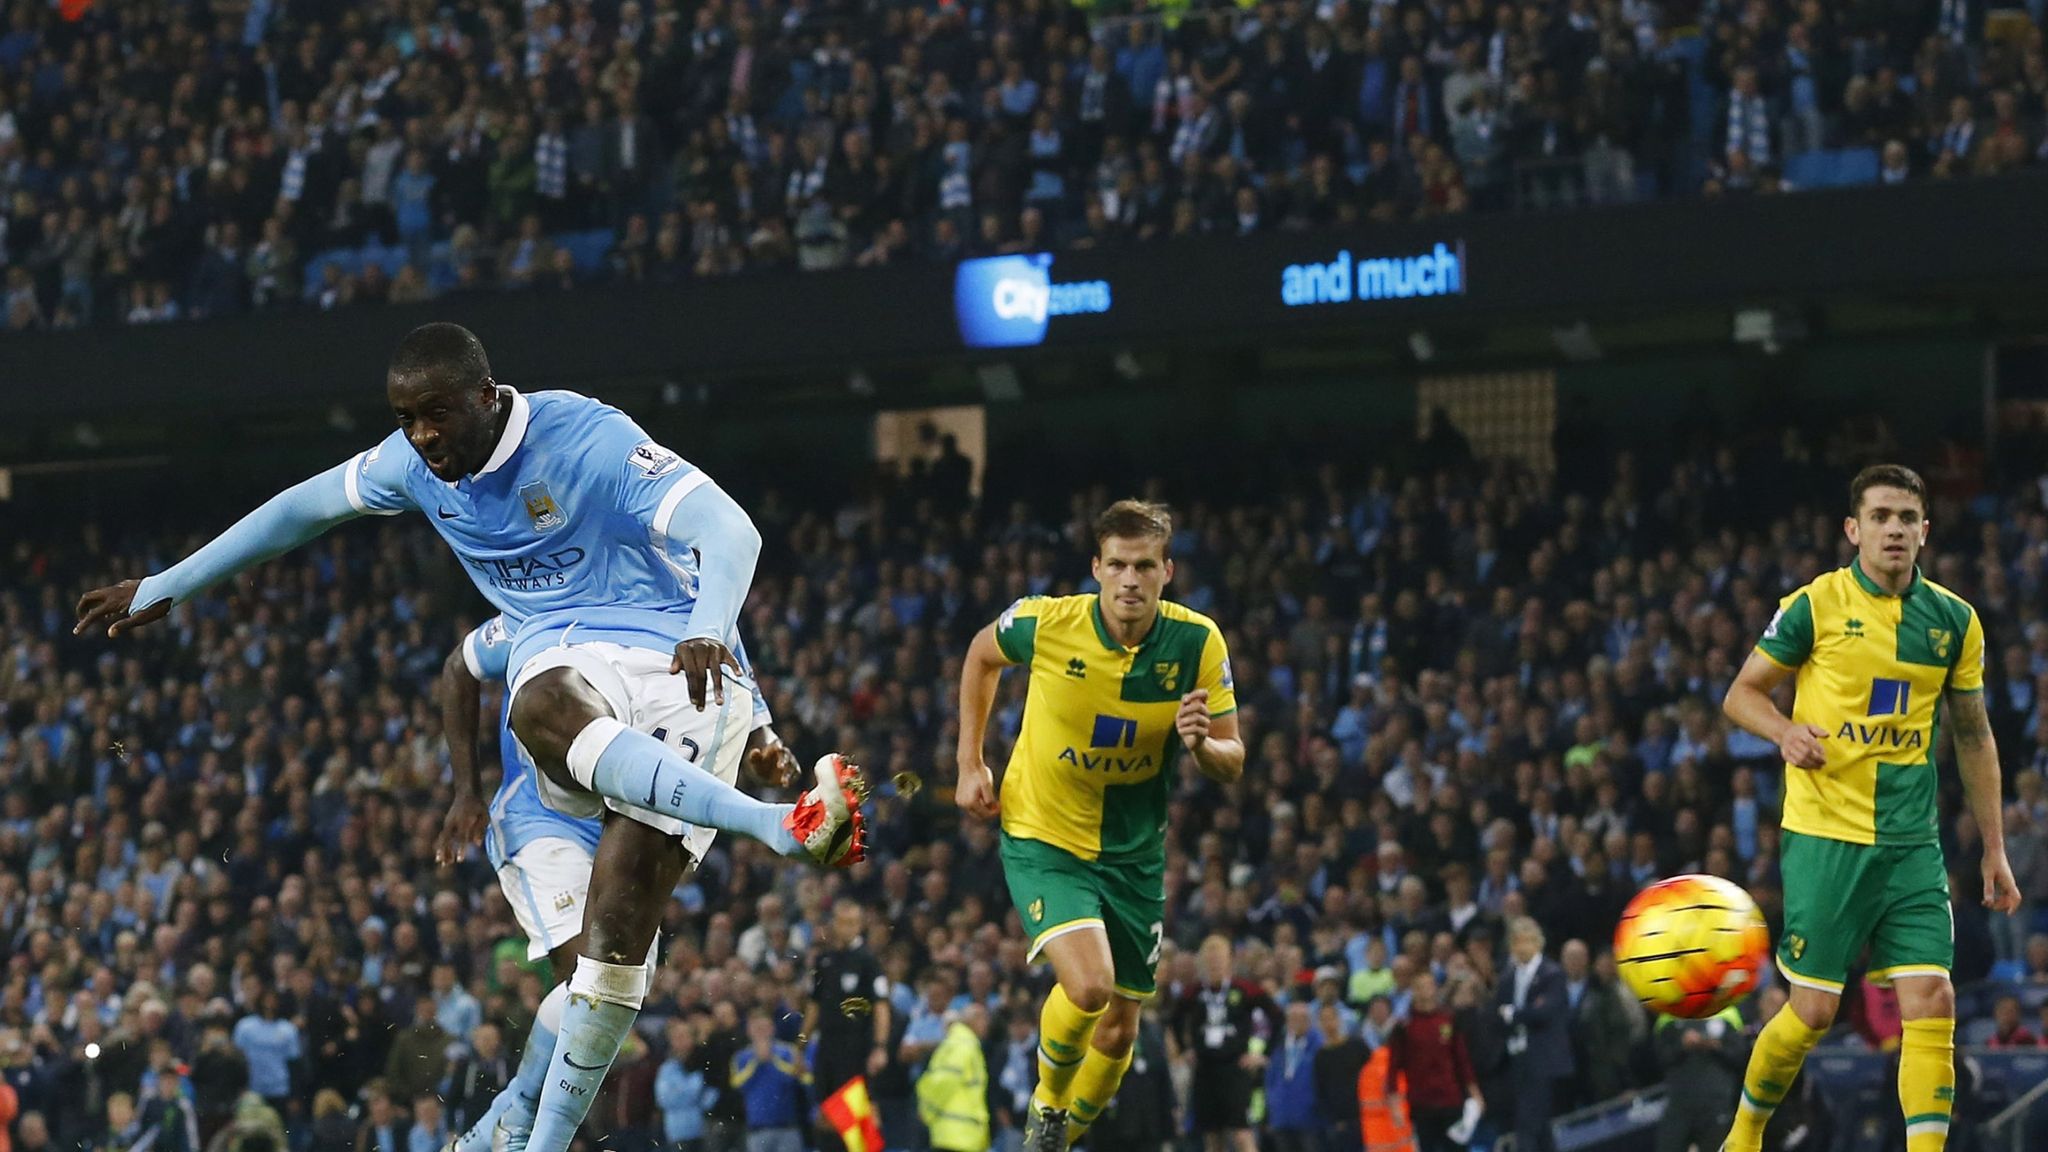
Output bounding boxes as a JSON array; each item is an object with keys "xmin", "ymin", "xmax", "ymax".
[
  {"xmin": 1849, "ymin": 556, "xmax": 1923, "ymax": 599},
  {"xmin": 1089, "ymin": 595, "xmax": 1159, "ymax": 653},
  {"xmin": 1517, "ymin": 954, "xmax": 1543, "ymax": 980},
  {"xmin": 473, "ymin": 386, "xmax": 530, "ymax": 480}
]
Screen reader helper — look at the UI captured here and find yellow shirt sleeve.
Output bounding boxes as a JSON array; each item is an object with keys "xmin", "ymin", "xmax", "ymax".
[
  {"xmin": 1199, "ymin": 624, "xmax": 1237, "ymax": 716},
  {"xmin": 1950, "ymin": 606, "xmax": 1986, "ymax": 693},
  {"xmin": 994, "ymin": 596, "xmax": 1045, "ymax": 664}
]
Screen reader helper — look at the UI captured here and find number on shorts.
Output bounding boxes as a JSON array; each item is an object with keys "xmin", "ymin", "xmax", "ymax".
[
  {"xmin": 649, "ymin": 727, "xmax": 701, "ymax": 758},
  {"xmin": 644, "ymin": 729, "xmax": 702, "ymax": 804},
  {"xmin": 1148, "ymin": 921, "xmax": 1165, "ymax": 966}
]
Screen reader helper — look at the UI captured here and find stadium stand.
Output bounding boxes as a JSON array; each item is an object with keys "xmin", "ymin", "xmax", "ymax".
[
  {"xmin": 1, "ymin": 0, "xmax": 2046, "ymax": 331},
  {"xmin": 1, "ymin": 413, "xmax": 2044, "ymax": 1151}
]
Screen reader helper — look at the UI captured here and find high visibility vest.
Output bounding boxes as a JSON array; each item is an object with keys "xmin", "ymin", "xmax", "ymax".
[
  {"xmin": 1655, "ymin": 1004, "xmax": 1745, "ymax": 1034},
  {"xmin": 1357, "ymin": 1046, "xmax": 1418, "ymax": 1152}
]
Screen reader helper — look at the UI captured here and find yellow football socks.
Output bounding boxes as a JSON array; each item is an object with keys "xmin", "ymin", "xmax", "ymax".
[
  {"xmin": 1724, "ymin": 1007, "xmax": 1828, "ymax": 1152},
  {"xmin": 1898, "ymin": 1017, "xmax": 1955, "ymax": 1152},
  {"xmin": 1065, "ymin": 1042, "xmax": 1134, "ymax": 1139},
  {"xmin": 1034, "ymin": 984, "xmax": 1105, "ymax": 1110}
]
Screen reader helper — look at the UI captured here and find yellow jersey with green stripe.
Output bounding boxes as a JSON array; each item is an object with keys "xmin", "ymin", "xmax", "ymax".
[
  {"xmin": 1756, "ymin": 559, "xmax": 1984, "ymax": 846},
  {"xmin": 993, "ymin": 594, "xmax": 1236, "ymax": 862}
]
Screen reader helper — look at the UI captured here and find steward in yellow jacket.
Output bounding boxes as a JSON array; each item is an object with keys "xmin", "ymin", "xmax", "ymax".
[{"xmin": 916, "ymin": 1015, "xmax": 991, "ymax": 1152}]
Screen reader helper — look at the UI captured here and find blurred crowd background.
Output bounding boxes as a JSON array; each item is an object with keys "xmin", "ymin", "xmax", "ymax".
[
  {"xmin": 0, "ymin": 406, "xmax": 2043, "ymax": 1152},
  {"xmin": 2, "ymin": 0, "xmax": 2047, "ymax": 329}
]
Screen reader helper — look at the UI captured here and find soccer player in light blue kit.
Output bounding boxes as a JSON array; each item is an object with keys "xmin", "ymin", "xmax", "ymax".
[
  {"xmin": 74, "ymin": 323, "xmax": 865, "ymax": 1152},
  {"xmin": 434, "ymin": 615, "xmax": 798, "ymax": 1152}
]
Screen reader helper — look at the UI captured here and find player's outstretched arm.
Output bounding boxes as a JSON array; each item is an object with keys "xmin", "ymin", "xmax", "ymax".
[
  {"xmin": 1946, "ymin": 688, "xmax": 2021, "ymax": 914},
  {"xmin": 436, "ymin": 641, "xmax": 489, "ymax": 867},
  {"xmin": 954, "ymin": 622, "xmax": 1010, "ymax": 820},
  {"xmin": 1723, "ymin": 650, "xmax": 1827, "ymax": 770},
  {"xmin": 74, "ymin": 457, "xmax": 375, "ymax": 638}
]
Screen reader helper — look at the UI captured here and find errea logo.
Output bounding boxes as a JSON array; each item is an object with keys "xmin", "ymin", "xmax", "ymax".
[{"xmin": 1065, "ymin": 658, "xmax": 1086, "ymax": 679}]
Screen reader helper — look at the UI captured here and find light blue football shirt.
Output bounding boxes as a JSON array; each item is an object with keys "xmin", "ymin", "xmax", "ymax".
[
  {"xmin": 343, "ymin": 387, "xmax": 754, "ymax": 679},
  {"xmin": 132, "ymin": 387, "xmax": 760, "ymax": 687}
]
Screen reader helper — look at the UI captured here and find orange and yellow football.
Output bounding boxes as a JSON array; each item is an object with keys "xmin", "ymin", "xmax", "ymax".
[{"xmin": 1613, "ymin": 873, "xmax": 1770, "ymax": 1019}]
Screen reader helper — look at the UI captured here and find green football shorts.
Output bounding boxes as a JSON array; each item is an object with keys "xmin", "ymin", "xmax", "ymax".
[
  {"xmin": 1000, "ymin": 831, "xmax": 1166, "ymax": 998},
  {"xmin": 1778, "ymin": 829, "xmax": 1953, "ymax": 993}
]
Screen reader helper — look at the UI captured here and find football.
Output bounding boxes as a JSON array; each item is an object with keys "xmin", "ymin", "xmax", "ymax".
[{"xmin": 1613, "ymin": 874, "xmax": 1772, "ymax": 1019}]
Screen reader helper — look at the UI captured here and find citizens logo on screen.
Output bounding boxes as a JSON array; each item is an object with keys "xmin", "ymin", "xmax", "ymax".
[{"xmin": 954, "ymin": 254, "xmax": 1112, "ymax": 348}]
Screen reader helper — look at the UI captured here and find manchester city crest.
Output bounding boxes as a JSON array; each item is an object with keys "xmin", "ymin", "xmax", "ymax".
[{"xmin": 520, "ymin": 480, "xmax": 565, "ymax": 532}]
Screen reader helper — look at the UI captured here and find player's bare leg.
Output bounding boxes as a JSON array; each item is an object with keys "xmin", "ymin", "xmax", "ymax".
[
  {"xmin": 1721, "ymin": 985, "xmax": 1836, "ymax": 1152},
  {"xmin": 520, "ymin": 814, "xmax": 690, "ymax": 1152},
  {"xmin": 1892, "ymin": 975, "xmax": 1957, "ymax": 1152},
  {"xmin": 501, "ymin": 669, "xmax": 862, "ymax": 1152}
]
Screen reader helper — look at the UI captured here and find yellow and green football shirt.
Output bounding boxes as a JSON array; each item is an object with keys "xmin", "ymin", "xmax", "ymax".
[
  {"xmin": 992, "ymin": 594, "xmax": 1236, "ymax": 862},
  {"xmin": 1756, "ymin": 559, "xmax": 1984, "ymax": 846}
]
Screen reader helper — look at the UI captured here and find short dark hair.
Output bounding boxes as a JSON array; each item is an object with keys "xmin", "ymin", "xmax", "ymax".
[
  {"xmin": 1093, "ymin": 499, "xmax": 1173, "ymax": 557},
  {"xmin": 389, "ymin": 322, "xmax": 491, "ymax": 389},
  {"xmin": 1849, "ymin": 464, "xmax": 1926, "ymax": 515}
]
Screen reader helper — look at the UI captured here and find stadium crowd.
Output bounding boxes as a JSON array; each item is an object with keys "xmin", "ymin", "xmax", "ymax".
[
  {"xmin": 2, "ymin": 0, "xmax": 2048, "ymax": 330},
  {"xmin": 0, "ymin": 410, "xmax": 2044, "ymax": 1152}
]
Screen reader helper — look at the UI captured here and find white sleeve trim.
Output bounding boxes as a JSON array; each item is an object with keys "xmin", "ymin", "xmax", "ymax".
[
  {"xmin": 343, "ymin": 451, "xmax": 368, "ymax": 513},
  {"xmin": 651, "ymin": 469, "xmax": 713, "ymax": 538},
  {"xmin": 461, "ymin": 629, "xmax": 486, "ymax": 680}
]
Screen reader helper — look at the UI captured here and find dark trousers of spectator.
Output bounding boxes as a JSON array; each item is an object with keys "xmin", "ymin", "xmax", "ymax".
[
  {"xmin": 1512, "ymin": 1073, "xmax": 1561, "ymax": 1152},
  {"xmin": 1324, "ymin": 1120, "xmax": 1361, "ymax": 1152},
  {"xmin": 605, "ymin": 1126, "xmax": 659, "ymax": 1152},
  {"xmin": 1268, "ymin": 1130, "xmax": 1320, "ymax": 1152},
  {"xmin": 538, "ymin": 194, "xmax": 577, "ymax": 233},
  {"xmin": 1412, "ymin": 1105, "xmax": 1462, "ymax": 1152},
  {"xmin": 1655, "ymin": 1100, "xmax": 1733, "ymax": 1152}
]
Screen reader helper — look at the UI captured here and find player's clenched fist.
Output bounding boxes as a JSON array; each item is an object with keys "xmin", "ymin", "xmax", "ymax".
[
  {"xmin": 1777, "ymin": 722, "xmax": 1829, "ymax": 769},
  {"xmin": 1176, "ymin": 689, "xmax": 1211, "ymax": 751},
  {"xmin": 955, "ymin": 759, "xmax": 999, "ymax": 820},
  {"xmin": 744, "ymin": 727, "xmax": 800, "ymax": 789}
]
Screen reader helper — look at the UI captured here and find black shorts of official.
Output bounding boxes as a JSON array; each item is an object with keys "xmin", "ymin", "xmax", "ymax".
[{"xmin": 1188, "ymin": 1064, "xmax": 1253, "ymax": 1132}]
